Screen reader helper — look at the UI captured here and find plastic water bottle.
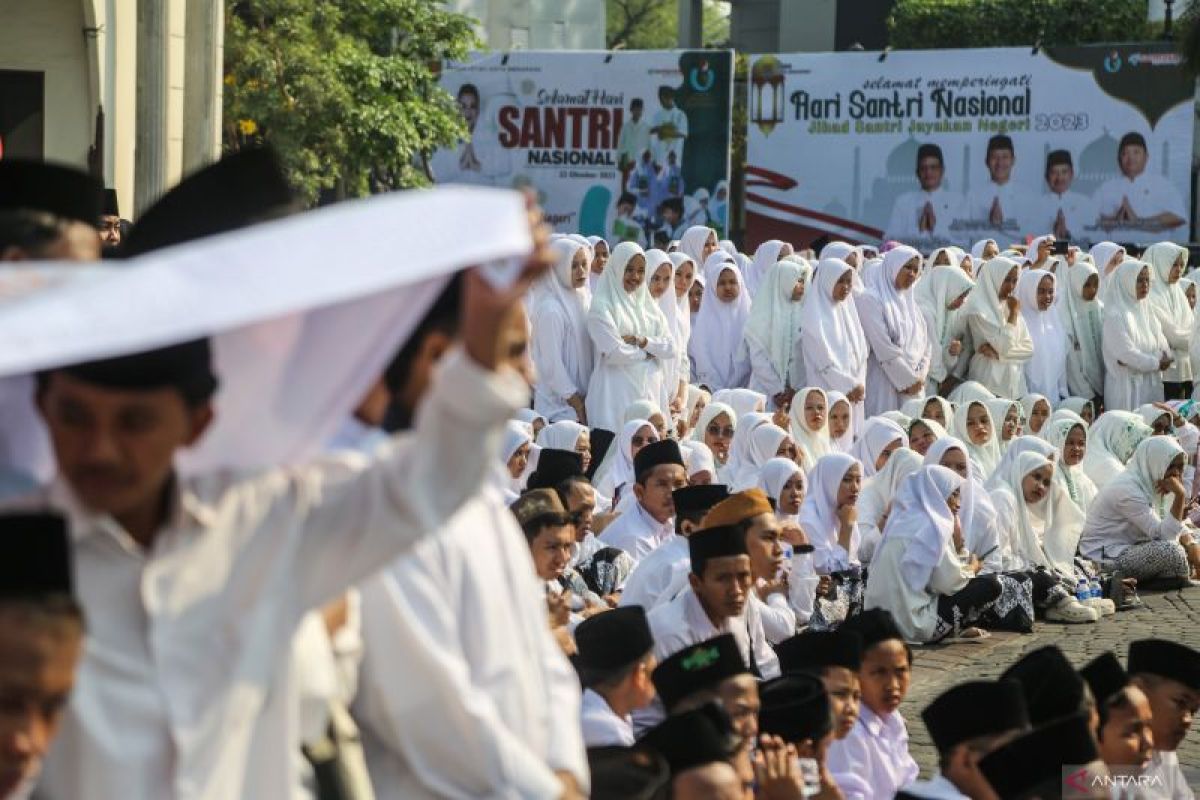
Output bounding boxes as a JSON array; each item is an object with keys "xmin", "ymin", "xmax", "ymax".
[
  {"xmin": 1089, "ymin": 577, "xmax": 1103, "ymax": 600},
  {"xmin": 1076, "ymin": 578, "xmax": 1091, "ymax": 602}
]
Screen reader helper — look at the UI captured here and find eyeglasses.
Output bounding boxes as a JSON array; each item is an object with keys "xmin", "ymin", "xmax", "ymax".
[
  {"xmin": 631, "ymin": 435, "xmax": 653, "ymax": 446},
  {"xmin": 706, "ymin": 425, "xmax": 734, "ymax": 438}
]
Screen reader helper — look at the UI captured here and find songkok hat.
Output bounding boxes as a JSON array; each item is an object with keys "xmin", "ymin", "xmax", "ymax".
[
  {"xmin": 776, "ymin": 631, "xmax": 863, "ymax": 675},
  {"xmin": 640, "ymin": 703, "xmax": 738, "ymax": 776},
  {"xmin": 672, "ymin": 484, "xmax": 730, "ymax": 519},
  {"xmin": 1079, "ymin": 652, "xmax": 1130, "ymax": 707},
  {"xmin": 688, "ymin": 525, "xmax": 748, "ymax": 573},
  {"xmin": 633, "ymin": 439, "xmax": 684, "ymax": 482},
  {"xmin": 916, "ymin": 143, "xmax": 943, "ymax": 164},
  {"xmin": 0, "ymin": 513, "xmax": 73, "ymax": 597},
  {"xmin": 576, "ymin": 607, "xmax": 654, "ymax": 678},
  {"xmin": 978, "ymin": 713, "xmax": 1099, "ymax": 800},
  {"xmin": 986, "ymin": 134, "xmax": 1014, "ymax": 155},
  {"xmin": 54, "ymin": 338, "xmax": 218, "ymax": 404},
  {"xmin": 509, "ymin": 488, "xmax": 572, "ymax": 529},
  {"xmin": 121, "ymin": 147, "xmax": 294, "ymax": 257},
  {"xmin": 838, "ymin": 608, "xmax": 905, "ymax": 651},
  {"xmin": 102, "ymin": 188, "xmax": 120, "ymax": 218},
  {"xmin": 652, "ymin": 634, "xmax": 748, "ymax": 711},
  {"xmin": 1119, "ymin": 131, "xmax": 1148, "ymax": 152},
  {"xmin": 701, "ymin": 488, "xmax": 774, "ymax": 527},
  {"xmin": 0, "ymin": 160, "xmax": 104, "ymax": 225},
  {"xmin": 1046, "ymin": 149, "xmax": 1073, "ymax": 170},
  {"xmin": 921, "ymin": 680, "xmax": 1029, "ymax": 754},
  {"xmin": 527, "ymin": 449, "xmax": 585, "ymax": 490},
  {"xmin": 586, "ymin": 746, "xmax": 670, "ymax": 800},
  {"xmin": 1128, "ymin": 639, "xmax": 1200, "ymax": 692},
  {"xmin": 1000, "ymin": 645, "xmax": 1087, "ymax": 726},
  {"xmin": 758, "ymin": 673, "xmax": 833, "ymax": 745}
]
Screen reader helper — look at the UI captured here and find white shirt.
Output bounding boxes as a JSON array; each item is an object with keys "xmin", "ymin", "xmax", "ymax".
[
  {"xmin": 647, "ymin": 585, "xmax": 780, "ymax": 680},
  {"xmin": 1080, "ymin": 484, "xmax": 1184, "ymax": 561},
  {"xmin": 826, "ymin": 705, "xmax": 920, "ymax": 800},
  {"xmin": 967, "ymin": 179, "xmax": 1038, "ymax": 238},
  {"xmin": 1037, "ymin": 189, "xmax": 1099, "ymax": 245},
  {"xmin": 599, "ymin": 501, "xmax": 676, "ymax": 564},
  {"xmin": 580, "ymin": 689, "xmax": 635, "ymax": 748},
  {"xmin": 21, "ymin": 349, "xmax": 526, "ymax": 800},
  {"xmin": 884, "ymin": 187, "xmax": 961, "ymax": 247},
  {"xmin": 650, "ymin": 106, "xmax": 688, "ymax": 164},
  {"xmin": 1095, "ymin": 171, "xmax": 1188, "ymax": 240},
  {"xmin": 1142, "ymin": 750, "xmax": 1194, "ymax": 800},
  {"xmin": 751, "ymin": 589, "xmax": 796, "ymax": 644},
  {"xmin": 900, "ymin": 772, "xmax": 969, "ymax": 800},
  {"xmin": 618, "ymin": 534, "xmax": 690, "ymax": 610}
]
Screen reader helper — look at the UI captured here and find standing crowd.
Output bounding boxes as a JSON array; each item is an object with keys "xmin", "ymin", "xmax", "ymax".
[{"xmin": 0, "ymin": 151, "xmax": 1198, "ymax": 800}]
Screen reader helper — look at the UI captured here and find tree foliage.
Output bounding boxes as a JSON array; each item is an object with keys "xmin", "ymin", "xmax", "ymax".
[
  {"xmin": 606, "ymin": 0, "xmax": 731, "ymax": 49},
  {"xmin": 224, "ymin": 0, "xmax": 478, "ymax": 203},
  {"xmin": 889, "ymin": 0, "xmax": 1157, "ymax": 49}
]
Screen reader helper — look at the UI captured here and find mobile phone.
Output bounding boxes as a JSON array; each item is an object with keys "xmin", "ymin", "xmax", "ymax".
[
  {"xmin": 1053, "ymin": 240, "xmax": 1069, "ymax": 256},
  {"xmin": 795, "ymin": 758, "xmax": 821, "ymax": 797}
]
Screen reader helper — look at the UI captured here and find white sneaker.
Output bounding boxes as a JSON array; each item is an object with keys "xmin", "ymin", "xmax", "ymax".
[
  {"xmin": 1046, "ymin": 598, "xmax": 1100, "ymax": 623},
  {"xmin": 1083, "ymin": 597, "xmax": 1116, "ymax": 616}
]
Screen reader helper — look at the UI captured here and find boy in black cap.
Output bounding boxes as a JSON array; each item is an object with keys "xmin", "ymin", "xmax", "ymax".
[
  {"xmin": 0, "ymin": 160, "xmax": 104, "ymax": 261},
  {"xmin": 1080, "ymin": 652, "xmax": 1155, "ymax": 781},
  {"xmin": 825, "ymin": 608, "xmax": 919, "ymax": 799},
  {"xmin": 640, "ymin": 704, "xmax": 744, "ymax": 799},
  {"xmin": 0, "ymin": 513, "xmax": 83, "ymax": 800},
  {"xmin": 1128, "ymin": 639, "xmax": 1200, "ymax": 796},
  {"xmin": 758, "ymin": 673, "xmax": 842, "ymax": 797},
  {"xmin": 978, "ymin": 713, "xmax": 1110, "ymax": 800},
  {"xmin": 775, "ymin": 630, "xmax": 863, "ymax": 742},
  {"xmin": 599, "ymin": 439, "xmax": 688, "ymax": 563},
  {"xmin": 586, "ymin": 745, "xmax": 669, "ymax": 800},
  {"xmin": 1001, "ymin": 644, "xmax": 1095, "ymax": 728},
  {"xmin": 899, "ymin": 680, "xmax": 1030, "ymax": 800},
  {"xmin": 620, "ymin": 483, "xmax": 730, "ymax": 609},
  {"xmin": 575, "ymin": 606, "xmax": 657, "ymax": 747},
  {"xmin": 650, "ymin": 633, "xmax": 758, "ymax": 742}
]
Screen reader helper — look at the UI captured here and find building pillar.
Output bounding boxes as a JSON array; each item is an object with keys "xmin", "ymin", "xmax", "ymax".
[
  {"xmin": 678, "ymin": 0, "xmax": 703, "ymax": 47},
  {"xmin": 183, "ymin": 0, "xmax": 224, "ymax": 173},
  {"xmin": 134, "ymin": 0, "xmax": 169, "ymax": 215}
]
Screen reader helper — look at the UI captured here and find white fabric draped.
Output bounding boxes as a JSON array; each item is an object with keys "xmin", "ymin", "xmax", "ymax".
[
  {"xmin": 1017, "ymin": 269, "xmax": 1069, "ymax": 404},
  {"xmin": 801, "ymin": 258, "xmax": 868, "ymax": 435},
  {"xmin": 690, "ymin": 252, "xmax": 752, "ymax": 391}
]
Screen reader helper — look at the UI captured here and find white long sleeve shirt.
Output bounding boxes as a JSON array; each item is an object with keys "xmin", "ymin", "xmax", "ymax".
[
  {"xmin": 647, "ymin": 585, "xmax": 780, "ymax": 680},
  {"xmin": 1080, "ymin": 485, "xmax": 1184, "ymax": 562},
  {"xmin": 599, "ymin": 501, "xmax": 676, "ymax": 565},
  {"xmin": 618, "ymin": 534, "xmax": 690, "ymax": 610},
  {"xmin": 580, "ymin": 689, "xmax": 634, "ymax": 748},
  {"xmin": 826, "ymin": 705, "xmax": 920, "ymax": 800},
  {"xmin": 22, "ymin": 349, "xmax": 527, "ymax": 800}
]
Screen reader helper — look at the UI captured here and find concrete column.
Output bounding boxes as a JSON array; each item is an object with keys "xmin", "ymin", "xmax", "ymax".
[
  {"xmin": 183, "ymin": 0, "xmax": 223, "ymax": 173},
  {"xmin": 134, "ymin": 0, "xmax": 169, "ymax": 215},
  {"xmin": 678, "ymin": 0, "xmax": 703, "ymax": 47}
]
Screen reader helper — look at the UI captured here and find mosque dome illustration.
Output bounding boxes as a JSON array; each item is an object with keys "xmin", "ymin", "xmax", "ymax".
[
  {"xmin": 1073, "ymin": 129, "xmax": 1119, "ymax": 195},
  {"xmin": 863, "ymin": 136, "xmax": 924, "ymax": 227}
]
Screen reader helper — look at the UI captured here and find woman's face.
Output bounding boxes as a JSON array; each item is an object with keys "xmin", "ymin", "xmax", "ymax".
[
  {"xmin": 630, "ymin": 424, "xmax": 657, "ymax": 459},
  {"xmin": 674, "ymin": 260, "xmax": 695, "ymax": 298},
  {"xmin": 1063, "ymin": 425, "xmax": 1086, "ymax": 466},
  {"xmin": 1029, "ymin": 401, "xmax": 1050, "ymax": 434},
  {"xmin": 832, "ymin": 270, "xmax": 854, "ymax": 302},
  {"xmin": 591, "ymin": 242, "xmax": 609, "ymax": 275},
  {"xmin": 1150, "ymin": 413, "xmax": 1173, "ymax": 436},
  {"xmin": 649, "ymin": 262, "xmax": 673, "ymax": 299},
  {"xmin": 776, "ymin": 437, "xmax": 798, "ymax": 462},
  {"xmin": 780, "ymin": 474, "xmax": 805, "ymax": 515},
  {"xmin": 829, "ymin": 402, "xmax": 851, "ymax": 439},
  {"xmin": 909, "ymin": 421, "xmax": 935, "ymax": 456},
  {"xmin": 998, "ymin": 267, "xmax": 1018, "ymax": 301},
  {"xmin": 804, "ymin": 391, "xmax": 827, "ymax": 431},
  {"xmin": 1080, "ymin": 402, "xmax": 1095, "ymax": 425},
  {"xmin": 923, "ymin": 399, "xmax": 946, "ymax": 427},
  {"xmin": 689, "ymin": 280, "xmax": 704, "ymax": 313},
  {"xmin": 716, "ymin": 268, "xmax": 740, "ymax": 302},
  {"xmin": 702, "ymin": 233, "xmax": 719, "ymax": 262},
  {"xmin": 1000, "ymin": 407, "xmax": 1019, "ymax": 441},
  {"xmin": 1136, "ymin": 267, "xmax": 1151, "ymax": 300},
  {"xmin": 939, "ymin": 448, "xmax": 970, "ymax": 479},
  {"xmin": 960, "ymin": 256, "xmax": 974, "ymax": 277},
  {"xmin": 623, "ymin": 254, "xmax": 646, "ymax": 293},
  {"xmin": 1108, "ymin": 250, "xmax": 1126, "ymax": 273},
  {"xmin": 1186, "ymin": 284, "xmax": 1197, "ymax": 310},
  {"xmin": 1036, "ymin": 275, "xmax": 1055, "ymax": 311},
  {"xmin": 945, "ymin": 488, "xmax": 962, "ymax": 516},
  {"xmin": 704, "ymin": 412, "xmax": 734, "ymax": 462},
  {"xmin": 1163, "ymin": 454, "xmax": 1186, "ymax": 483},
  {"xmin": 575, "ymin": 432, "xmax": 592, "ymax": 473},
  {"xmin": 875, "ymin": 437, "xmax": 903, "ymax": 471},
  {"xmin": 570, "ymin": 249, "xmax": 589, "ymax": 288},
  {"xmin": 688, "ymin": 396, "xmax": 707, "ymax": 429},
  {"xmin": 965, "ymin": 403, "xmax": 992, "ymax": 446},
  {"xmin": 791, "ymin": 276, "xmax": 807, "ymax": 302},
  {"xmin": 779, "ymin": 243, "xmax": 795, "ymax": 259},
  {"xmin": 948, "ymin": 290, "xmax": 970, "ymax": 311},
  {"xmin": 1083, "ymin": 274, "xmax": 1100, "ymax": 302},
  {"xmin": 894, "ymin": 257, "xmax": 921, "ymax": 291},
  {"xmin": 1021, "ymin": 465, "xmax": 1054, "ymax": 505},
  {"xmin": 983, "ymin": 241, "xmax": 1000, "ymax": 259},
  {"xmin": 507, "ymin": 442, "xmax": 530, "ymax": 479},
  {"xmin": 836, "ymin": 464, "xmax": 862, "ymax": 507},
  {"xmin": 1170, "ymin": 256, "xmax": 1184, "ymax": 283},
  {"xmin": 845, "ymin": 251, "xmax": 860, "ymax": 269}
]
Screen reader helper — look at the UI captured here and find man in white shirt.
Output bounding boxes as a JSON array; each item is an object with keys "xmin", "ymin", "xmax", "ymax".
[
  {"xmin": 1096, "ymin": 132, "xmax": 1188, "ymax": 241},
  {"xmin": 619, "ymin": 483, "xmax": 729, "ymax": 610},
  {"xmin": 617, "ymin": 98, "xmax": 651, "ymax": 190},
  {"xmin": 575, "ymin": 606, "xmax": 657, "ymax": 748},
  {"xmin": 884, "ymin": 144, "xmax": 961, "ymax": 248},
  {"xmin": 897, "ymin": 681, "xmax": 1031, "ymax": 800},
  {"xmin": 1128, "ymin": 638, "xmax": 1200, "ymax": 799},
  {"xmin": 649, "ymin": 86, "xmax": 688, "ymax": 168},
  {"xmin": 966, "ymin": 135, "xmax": 1037, "ymax": 240},
  {"xmin": 1037, "ymin": 149, "xmax": 1099, "ymax": 245},
  {"xmin": 599, "ymin": 440, "xmax": 688, "ymax": 563}
]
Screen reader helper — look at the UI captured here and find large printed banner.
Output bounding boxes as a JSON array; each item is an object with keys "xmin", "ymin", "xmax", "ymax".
[
  {"xmin": 434, "ymin": 50, "xmax": 733, "ymax": 245},
  {"xmin": 746, "ymin": 44, "xmax": 1195, "ymax": 250}
]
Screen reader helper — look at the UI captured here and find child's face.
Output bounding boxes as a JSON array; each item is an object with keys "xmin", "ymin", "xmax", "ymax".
[
  {"xmin": 1097, "ymin": 686, "xmax": 1155, "ymax": 776},
  {"xmin": 829, "ymin": 402, "xmax": 850, "ymax": 439},
  {"xmin": 716, "ymin": 269, "xmax": 740, "ymax": 302},
  {"xmin": 618, "ymin": 202, "xmax": 634, "ymax": 217},
  {"xmin": 821, "ymin": 666, "xmax": 861, "ymax": 739},
  {"xmin": 857, "ymin": 640, "xmax": 910, "ymax": 717}
]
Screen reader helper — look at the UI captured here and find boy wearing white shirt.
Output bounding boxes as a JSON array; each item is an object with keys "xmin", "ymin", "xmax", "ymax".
[
  {"xmin": 1128, "ymin": 638, "xmax": 1200, "ymax": 799},
  {"xmin": 966, "ymin": 135, "xmax": 1037, "ymax": 238},
  {"xmin": 1096, "ymin": 132, "xmax": 1188, "ymax": 240},
  {"xmin": 575, "ymin": 606, "xmax": 658, "ymax": 747},
  {"xmin": 599, "ymin": 440, "xmax": 688, "ymax": 563}
]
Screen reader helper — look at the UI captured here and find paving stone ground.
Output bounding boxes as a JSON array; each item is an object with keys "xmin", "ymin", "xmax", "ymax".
[{"xmin": 902, "ymin": 584, "xmax": 1200, "ymax": 779}]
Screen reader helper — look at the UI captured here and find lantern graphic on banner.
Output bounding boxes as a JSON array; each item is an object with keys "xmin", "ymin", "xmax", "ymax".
[{"xmin": 751, "ymin": 56, "xmax": 785, "ymax": 135}]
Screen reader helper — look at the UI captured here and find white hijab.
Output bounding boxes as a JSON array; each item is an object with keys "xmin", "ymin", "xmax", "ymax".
[
  {"xmin": 742, "ymin": 259, "xmax": 809, "ymax": 388},
  {"xmin": 691, "ymin": 252, "xmax": 752, "ymax": 389},
  {"xmin": 881, "ymin": 464, "xmax": 964, "ymax": 593},
  {"xmin": 734, "ymin": 423, "xmax": 793, "ymax": 491},
  {"xmin": 1104, "ymin": 258, "xmax": 1169, "ymax": 358},
  {"xmin": 798, "ymin": 452, "xmax": 862, "ymax": 568},
  {"xmin": 962, "ymin": 256, "xmax": 1019, "ymax": 329},
  {"xmin": 593, "ymin": 418, "xmax": 657, "ymax": 498},
  {"xmin": 826, "ymin": 391, "xmax": 854, "ymax": 452},
  {"xmin": 537, "ymin": 420, "xmax": 587, "ymax": 451},
  {"xmin": 994, "ymin": 450, "xmax": 1084, "ymax": 577},
  {"xmin": 685, "ymin": 440, "xmax": 718, "ymax": 482},
  {"xmin": 713, "ymin": 388, "xmax": 766, "ymax": 420},
  {"xmin": 667, "ymin": 252, "xmax": 696, "ymax": 356},
  {"xmin": 923, "ymin": 436, "xmax": 998, "ymax": 560},
  {"xmin": 801, "ymin": 258, "xmax": 868, "ymax": 390},
  {"xmin": 679, "ymin": 226, "xmax": 715, "ymax": 271},
  {"xmin": 1059, "ymin": 259, "xmax": 1104, "ymax": 399},
  {"xmin": 915, "ymin": 265, "xmax": 975, "ymax": 365},
  {"xmin": 903, "ymin": 396, "xmax": 955, "ymax": 430},
  {"xmin": 984, "ymin": 435, "xmax": 1057, "ymax": 492},
  {"xmin": 861, "ymin": 447, "xmax": 924, "ymax": 536},
  {"xmin": 533, "ymin": 238, "xmax": 594, "ymax": 394},
  {"xmin": 725, "ymin": 411, "xmax": 773, "ymax": 482},
  {"xmin": 863, "ymin": 244, "xmax": 929, "ymax": 370},
  {"xmin": 759, "ymin": 456, "xmax": 806, "ymax": 516},
  {"xmin": 747, "ymin": 239, "xmax": 789, "ymax": 297},
  {"xmin": 501, "ymin": 421, "xmax": 533, "ymax": 494},
  {"xmin": 1017, "ymin": 269, "xmax": 1068, "ymax": 399},
  {"xmin": 588, "ymin": 240, "xmax": 671, "ymax": 343},
  {"xmin": 789, "ymin": 386, "xmax": 833, "ymax": 470},
  {"xmin": 1043, "ymin": 417, "xmax": 1097, "ymax": 513},
  {"xmin": 949, "ymin": 399, "xmax": 1002, "ymax": 477},
  {"xmin": 850, "ymin": 417, "xmax": 908, "ymax": 478},
  {"xmin": 1145, "ymin": 242, "xmax": 1191, "ymax": 343},
  {"xmin": 1106, "ymin": 436, "xmax": 1186, "ymax": 520},
  {"xmin": 970, "ymin": 239, "xmax": 997, "ymax": 265},
  {"xmin": 1080, "ymin": 410, "xmax": 1153, "ymax": 492}
]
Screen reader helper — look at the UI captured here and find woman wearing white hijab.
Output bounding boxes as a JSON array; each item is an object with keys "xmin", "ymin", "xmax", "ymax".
[
  {"xmin": 1090, "ymin": 241, "xmax": 1126, "ymax": 300},
  {"xmin": 857, "ymin": 244, "xmax": 931, "ymax": 417},
  {"xmin": 745, "ymin": 239, "xmax": 793, "ymax": 297},
  {"xmin": 1144, "ymin": 242, "xmax": 1194, "ymax": 400},
  {"xmin": 802, "ymin": 258, "xmax": 869, "ymax": 436},
  {"xmin": 857, "ymin": 447, "xmax": 923, "ymax": 565},
  {"xmin": 1102, "ymin": 259, "xmax": 1171, "ymax": 411},
  {"xmin": 1043, "ymin": 416, "xmax": 1097, "ymax": 514},
  {"xmin": 1080, "ymin": 410, "xmax": 1154, "ymax": 492},
  {"xmin": 866, "ymin": 465, "xmax": 1002, "ymax": 642},
  {"xmin": 646, "ymin": 249, "xmax": 686, "ymax": 415},
  {"xmin": 537, "ymin": 420, "xmax": 592, "ymax": 472},
  {"xmin": 849, "ymin": 416, "xmax": 908, "ymax": 478},
  {"xmin": 724, "ymin": 411, "xmax": 773, "ymax": 486},
  {"xmin": 586, "ymin": 236, "xmax": 610, "ymax": 290},
  {"xmin": 986, "ymin": 398, "xmax": 1021, "ymax": 452},
  {"xmin": 691, "ymin": 251, "xmax": 752, "ymax": 391},
  {"xmin": 924, "ymin": 437, "xmax": 1004, "ymax": 574},
  {"xmin": 691, "ymin": 401, "xmax": 737, "ymax": 475},
  {"xmin": 742, "ymin": 259, "xmax": 810, "ymax": 409},
  {"xmin": 678, "ymin": 226, "xmax": 719, "ymax": 274},
  {"xmin": 788, "ymin": 386, "xmax": 833, "ymax": 471},
  {"xmin": 947, "ymin": 380, "xmax": 995, "ymax": 406},
  {"xmin": 970, "ymin": 238, "xmax": 999, "ymax": 266},
  {"xmin": 903, "ymin": 395, "xmax": 954, "ymax": 431},
  {"xmin": 664, "ymin": 253, "xmax": 698, "ymax": 411},
  {"xmin": 949, "ymin": 399, "xmax": 1003, "ymax": 478},
  {"xmin": 963, "ymin": 256, "xmax": 1034, "ymax": 399},
  {"xmin": 760, "ymin": 457, "xmax": 807, "ymax": 523},
  {"xmin": 592, "ymin": 417, "xmax": 658, "ymax": 501},
  {"xmin": 685, "ymin": 441, "xmax": 718, "ymax": 485},
  {"xmin": 532, "ymin": 238, "xmax": 595, "ymax": 423},
  {"xmin": 915, "ymin": 265, "xmax": 975, "ymax": 396},
  {"xmin": 585, "ymin": 241, "xmax": 676, "ymax": 431},
  {"xmin": 500, "ymin": 421, "xmax": 534, "ymax": 502},
  {"xmin": 733, "ymin": 423, "xmax": 796, "ymax": 491},
  {"xmin": 798, "ymin": 452, "xmax": 863, "ymax": 575},
  {"xmin": 1019, "ymin": 394, "xmax": 1052, "ymax": 437},
  {"xmin": 1016, "ymin": 269, "xmax": 1069, "ymax": 405},
  {"xmin": 713, "ymin": 387, "xmax": 767, "ymax": 420},
  {"xmin": 1080, "ymin": 437, "xmax": 1194, "ymax": 584},
  {"xmin": 1057, "ymin": 397, "xmax": 1096, "ymax": 425},
  {"xmin": 1059, "ymin": 259, "xmax": 1105, "ymax": 404},
  {"xmin": 826, "ymin": 391, "xmax": 854, "ymax": 452},
  {"xmin": 678, "ymin": 383, "xmax": 710, "ymax": 439}
]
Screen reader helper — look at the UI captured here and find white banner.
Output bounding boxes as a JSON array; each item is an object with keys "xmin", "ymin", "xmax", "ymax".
[{"xmin": 746, "ymin": 44, "xmax": 1195, "ymax": 250}]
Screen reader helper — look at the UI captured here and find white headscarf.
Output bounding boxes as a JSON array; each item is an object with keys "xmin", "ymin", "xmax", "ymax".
[
  {"xmin": 514, "ymin": 408, "xmax": 546, "ymax": 428},
  {"xmin": 691, "ymin": 252, "xmax": 752, "ymax": 389},
  {"xmin": 679, "ymin": 226, "xmax": 716, "ymax": 269},
  {"xmin": 691, "ymin": 401, "xmax": 737, "ymax": 445},
  {"xmin": 962, "ymin": 256, "xmax": 1019, "ymax": 329},
  {"xmin": 1090, "ymin": 241, "xmax": 1126, "ymax": 281},
  {"xmin": 1018, "ymin": 394, "xmax": 1051, "ymax": 435},
  {"xmin": 1017, "ymin": 269, "xmax": 1068, "ymax": 401},
  {"xmin": 970, "ymin": 239, "xmax": 997, "ymax": 265},
  {"xmin": 863, "ymin": 245, "xmax": 930, "ymax": 372},
  {"xmin": 903, "ymin": 396, "xmax": 955, "ymax": 430},
  {"xmin": 537, "ymin": 420, "xmax": 587, "ymax": 452},
  {"xmin": 881, "ymin": 464, "xmax": 964, "ymax": 593},
  {"xmin": 819, "ymin": 241, "xmax": 857, "ymax": 266},
  {"xmin": 667, "ymin": 252, "xmax": 696, "ymax": 357},
  {"xmin": 915, "ymin": 265, "xmax": 975, "ymax": 381},
  {"xmin": 593, "ymin": 418, "xmax": 657, "ymax": 498},
  {"xmin": 1043, "ymin": 417, "xmax": 1097, "ymax": 513},
  {"xmin": 826, "ymin": 391, "xmax": 854, "ymax": 452},
  {"xmin": 742, "ymin": 259, "xmax": 809, "ymax": 388},
  {"xmin": 947, "ymin": 381, "xmax": 995, "ymax": 405},
  {"xmin": 734, "ymin": 423, "xmax": 793, "ymax": 491},
  {"xmin": 801, "ymin": 258, "xmax": 868, "ymax": 393},
  {"xmin": 746, "ymin": 240, "xmax": 789, "ymax": 297},
  {"xmin": 1058, "ymin": 258, "xmax": 1104, "ymax": 399},
  {"xmin": 860, "ymin": 447, "xmax": 924, "ymax": 542},
  {"xmin": 984, "ymin": 435, "xmax": 1057, "ymax": 492},
  {"xmin": 798, "ymin": 452, "xmax": 862, "ymax": 568},
  {"xmin": 1104, "ymin": 436, "xmax": 1187, "ymax": 519},
  {"xmin": 923, "ymin": 436, "xmax": 997, "ymax": 559},
  {"xmin": 681, "ymin": 384, "xmax": 710, "ymax": 438},
  {"xmin": 1080, "ymin": 410, "xmax": 1153, "ymax": 492},
  {"xmin": 501, "ymin": 421, "xmax": 534, "ymax": 494},
  {"xmin": 713, "ymin": 388, "xmax": 766, "ymax": 420},
  {"xmin": 719, "ymin": 239, "xmax": 737, "ymax": 257},
  {"xmin": 986, "ymin": 398, "xmax": 1021, "ymax": 450},
  {"xmin": 1104, "ymin": 258, "xmax": 1169, "ymax": 359},
  {"xmin": 950, "ymin": 399, "xmax": 1002, "ymax": 477},
  {"xmin": 588, "ymin": 240, "xmax": 671, "ymax": 344},
  {"xmin": 789, "ymin": 386, "xmax": 833, "ymax": 470},
  {"xmin": 1145, "ymin": 242, "xmax": 1192, "ymax": 356},
  {"xmin": 1057, "ymin": 397, "xmax": 1095, "ymax": 422},
  {"xmin": 725, "ymin": 411, "xmax": 772, "ymax": 483},
  {"xmin": 759, "ymin": 456, "xmax": 806, "ymax": 511},
  {"xmin": 685, "ymin": 440, "xmax": 718, "ymax": 482},
  {"xmin": 850, "ymin": 417, "xmax": 909, "ymax": 478},
  {"xmin": 994, "ymin": 450, "xmax": 1084, "ymax": 577}
]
